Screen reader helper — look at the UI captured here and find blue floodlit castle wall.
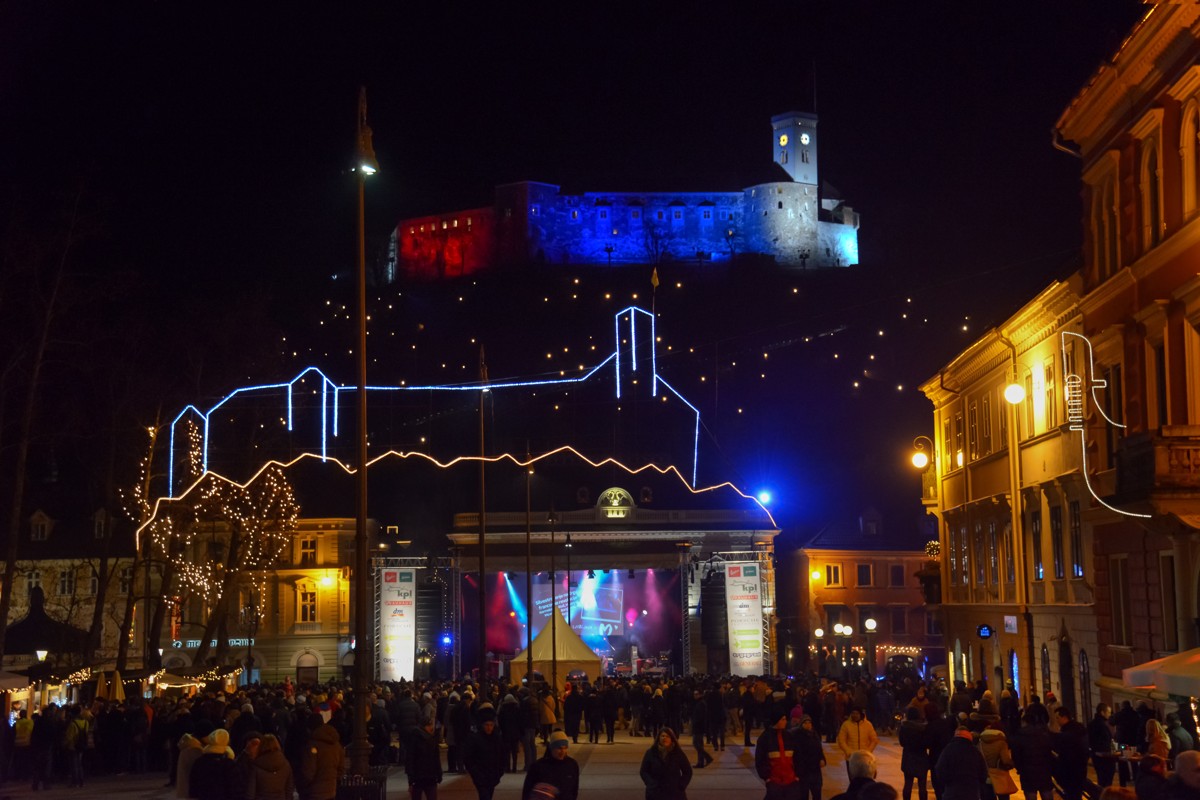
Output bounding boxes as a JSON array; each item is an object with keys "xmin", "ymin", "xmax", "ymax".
[{"xmin": 394, "ymin": 111, "xmax": 859, "ymax": 278}]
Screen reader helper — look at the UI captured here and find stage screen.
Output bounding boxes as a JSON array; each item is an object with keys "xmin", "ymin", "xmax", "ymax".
[{"xmin": 466, "ymin": 568, "xmax": 683, "ymax": 669}]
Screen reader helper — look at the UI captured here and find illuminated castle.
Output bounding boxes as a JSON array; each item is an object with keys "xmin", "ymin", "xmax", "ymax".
[{"xmin": 391, "ymin": 112, "xmax": 860, "ymax": 279}]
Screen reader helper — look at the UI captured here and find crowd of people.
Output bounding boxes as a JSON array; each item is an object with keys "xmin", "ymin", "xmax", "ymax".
[{"xmin": 1, "ymin": 670, "xmax": 1199, "ymax": 800}]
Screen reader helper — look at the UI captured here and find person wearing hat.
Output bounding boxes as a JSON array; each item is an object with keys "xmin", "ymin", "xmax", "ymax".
[
  {"xmin": 523, "ymin": 730, "xmax": 579, "ymax": 800},
  {"xmin": 190, "ymin": 729, "xmax": 238, "ymax": 800},
  {"xmin": 640, "ymin": 726, "xmax": 692, "ymax": 800},
  {"xmin": 406, "ymin": 711, "xmax": 442, "ymax": 800},
  {"xmin": 465, "ymin": 704, "xmax": 507, "ymax": 800},
  {"xmin": 796, "ymin": 715, "xmax": 827, "ymax": 800},
  {"xmin": 755, "ymin": 707, "xmax": 804, "ymax": 799},
  {"xmin": 934, "ymin": 728, "xmax": 987, "ymax": 800}
]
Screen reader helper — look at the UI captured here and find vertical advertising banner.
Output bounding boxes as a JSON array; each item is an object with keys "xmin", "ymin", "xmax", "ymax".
[
  {"xmin": 378, "ymin": 568, "xmax": 416, "ymax": 681},
  {"xmin": 724, "ymin": 563, "xmax": 764, "ymax": 676}
]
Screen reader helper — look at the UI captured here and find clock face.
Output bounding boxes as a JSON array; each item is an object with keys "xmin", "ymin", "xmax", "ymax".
[
  {"xmin": 778, "ymin": 134, "xmax": 788, "ymax": 146},
  {"xmin": 800, "ymin": 133, "xmax": 811, "ymax": 146}
]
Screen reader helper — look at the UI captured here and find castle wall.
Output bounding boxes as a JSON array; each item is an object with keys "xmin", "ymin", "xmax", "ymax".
[{"xmin": 742, "ymin": 182, "xmax": 820, "ymax": 267}]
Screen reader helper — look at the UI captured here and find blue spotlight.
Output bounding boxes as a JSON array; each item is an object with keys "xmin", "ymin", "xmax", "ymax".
[
  {"xmin": 757, "ymin": 490, "xmax": 772, "ymax": 505},
  {"xmin": 441, "ymin": 634, "xmax": 452, "ymax": 647}
]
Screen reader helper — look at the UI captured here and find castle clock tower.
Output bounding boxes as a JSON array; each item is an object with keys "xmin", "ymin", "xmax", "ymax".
[{"xmin": 771, "ymin": 111, "xmax": 818, "ymax": 185}]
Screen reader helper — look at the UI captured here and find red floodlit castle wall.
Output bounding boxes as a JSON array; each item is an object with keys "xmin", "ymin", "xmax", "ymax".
[{"xmin": 396, "ymin": 206, "xmax": 496, "ymax": 280}]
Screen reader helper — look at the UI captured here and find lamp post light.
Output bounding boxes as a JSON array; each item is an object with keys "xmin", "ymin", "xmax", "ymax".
[
  {"xmin": 564, "ymin": 532, "xmax": 573, "ymax": 627},
  {"xmin": 548, "ymin": 510, "xmax": 559, "ymax": 694},
  {"xmin": 814, "ymin": 627, "xmax": 825, "ymax": 676},
  {"xmin": 350, "ymin": 85, "xmax": 378, "ymax": 778},
  {"xmin": 239, "ymin": 591, "xmax": 260, "ymax": 685},
  {"xmin": 911, "ymin": 435, "xmax": 935, "ymax": 470},
  {"xmin": 864, "ymin": 617, "xmax": 877, "ymax": 678}
]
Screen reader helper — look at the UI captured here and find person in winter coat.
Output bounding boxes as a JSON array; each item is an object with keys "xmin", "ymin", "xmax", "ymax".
[
  {"xmin": 1011, "ymin": 710, "xmax": 1055, "ymax": 800},
  {"xmin": 499, "ymin": 694, "xmax": 523, "ymax": 773},
  {"xmin": 1088, "ymin": 703, "xmax": 1118, "ymax": 790},
  {"xmin": 405, "ymin": 715, "xmax": 442, "ymax": 800},
  {"xmin": 175, "ymin": 732, "xmax": 204, "ymax": 800},
  {"xmin": 298, "ymin": 717, "xmax": 345, "ymax": 800},
  {"xmin": 979, "ymin": 721, "xmax": 1017, "ymax": 800},
  {"xmin": 1051, "ymin": 708, "xmax": 1090, "ymax": 800},
  {"xmin": 235, "ymin": 735, "xmax": 263, "ymax": 800},
  {"xmin": 690, "ymin": 690, "xmax": 713, "ymax": 768},
  {"xmin": 248, "ymin": 735, "xmax": 294, "ymax": 800},
  {"xmin": 641, "ymin": 726, "xmax": 693, "ymax": 800},
  {"xmin": 190, "ymin": 729, "xmax": 238, "ymax": 800},
  {"xmin": 562, "ymin": 685, "xmax": 584, "ymax": 744},
  {"xmin": 755, "ymin": 708, "xmax": 804, "ymax": 800},
  {"xmin": 934, "ymin": 728, "xmax": 988, "ymax": 800},
  {"xmin": 838, "ymin": 708, "xmax": 880, "ymax": 766},
  {"xmin": 1167, "ymin": 713, "xmax": 1196, "ymax": 760},
  {"xmin": 795, "ymin": 715, "xmax": 827, "ymax": 800},
  {"xmin": 1147, "ymin": 718, "xmax": 1172, "ymax": 760},
  {"xmin": 523, "ymin": 730, "xmax": 579, "ymax": 800},
  {"xmin": 1135, "ymin": 754, "xmax": 1169, "ymax": 800},
  {"xmin": 538, "ymin": 690, "xmax": 558, "ymax": 744},
  {"xmin": 465, "ymin": 705, "xmax": 508, "ymax": 800},
  {"xmin": 830, "ymin": 751, "xmax": 879, "ymax": 800},
  {"xmin": 926, "ymin": 705, "xmax": 957, "ymax": 800},
  {"xmin": 899, "ymin": 707, "xmax": 932, "ymax": 800}
]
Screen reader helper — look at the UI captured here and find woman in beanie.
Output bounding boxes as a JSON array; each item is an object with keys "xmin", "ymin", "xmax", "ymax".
[
  {"xmin": 523, "ymin": 730, "xmax": 579, "ymax": 800},
  {"xmin": 640, "ymin": 726, "xmax": 693, "ymax": 800}
]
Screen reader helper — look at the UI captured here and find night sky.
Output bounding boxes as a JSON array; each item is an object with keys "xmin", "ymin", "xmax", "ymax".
[{"xmin": 1, "ymin": 3, "xmax": 1147, "ymax": 550}]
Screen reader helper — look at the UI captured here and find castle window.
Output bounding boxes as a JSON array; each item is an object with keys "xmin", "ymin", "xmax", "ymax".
[
  {"xmin": 702, "ymin": 210, "xmax": 711, "ymax": 220},
  {"xmin": 656, "ymin": 211, "xmax": 664, "ymax": 221},
  {"xmin": 802, "ymin": 150, "xmax": 810, "ymax": 163},
  {"xmin": 59, "ymin": 570, "xmax": 75, "ymax": 597},
  {"xmin": 441, "ymin": 221, "xmax": 447, "ymax": 230},
  {"xmin": 452, "ymin": 219, "xmax": 458, "ymax": 228},
  {"xmin": 31, "ymin": 520, "xmax": 47, "ymax": 541},
  {"xmin": 531, "ymin": 205, "xmax": 540, "ymax": 216},
  {"xmin": 570, "ymin": 210, "xmax": 580, "ymax": 221},
  {"xmin": 719, "ymin": 210, "xmax": 730, "ymax": 221},
  {"xmin": 612, "ymin": 229, "xmax": 619, "ymax": 236},
  {"xmin": 297, "ymin": 582, "xmax": 318, "ymax": 623},
  {"xmin": 780, "ymin": 150, "xmax": 788, "ymax": 164},
  {"xmin": 777, "ymin": 201, "xmax": 783, "ymax": 210},
  {"xmin": 1184, "ymin": 100, "xmax": 1200, "ymax": 218},
  {"xmin": 599, "ymin": 210, "xmax": 608, "ymax": 220},
  {"xmin": 672, "ymin": 210, "xmax": 682, "ymax": 220},
  {"xmin": 409, "ymin": 227, "xmax": 415, "ymax": 234},
  {"xmin": 631, "ymin": 209, "xmax": 641, "ymax": 219},
  {"xmin": 777, "ymin": 187, "xmax": 783, "ymax": 194},
  {"xmin": 27, "ymin": 570, "xmax": 41, "ymax": 597},
  {"xmin": 119, "ymin": 567, "xmax": 132, "ymax": 594},
  {"xmin": 466, "ymin": 217, "xmax": 472, "ymax": 226}
]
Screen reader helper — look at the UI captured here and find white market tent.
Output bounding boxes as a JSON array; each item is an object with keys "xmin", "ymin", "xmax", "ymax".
[
  {"xmin": 508, "ymin": 608, "xmax": 601, "ymax": 687},
  {"xmin": 1122, "ymin": 648, "xmax": 1200, "ymax": 697}
]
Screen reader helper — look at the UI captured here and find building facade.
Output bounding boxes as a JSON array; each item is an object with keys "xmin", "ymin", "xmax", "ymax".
[
  {"xmin": 1055, "ymin": 2, "xmax": 1200, "ymax": 706},
  {"xmin": 796, "ymin": 510, "xmax": 944, "ymax": 679},
  {"xmin": 391, "ymin": 112, "xmax": 860, "ymax": 278}
]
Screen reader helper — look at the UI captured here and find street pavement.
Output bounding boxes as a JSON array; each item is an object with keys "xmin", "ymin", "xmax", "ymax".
[{"xmin": 0, "ymin": 728, "xmax": 1034, "ymax": 800}]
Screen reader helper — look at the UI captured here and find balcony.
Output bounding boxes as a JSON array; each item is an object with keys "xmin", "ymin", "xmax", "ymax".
[
  {"xmin": 1115, "ymin": 428, "xmax": 1200, "ymax": 515},
  {"xmin": 920, "ymin": 469, "xmax": 938, "ymax": 507}
]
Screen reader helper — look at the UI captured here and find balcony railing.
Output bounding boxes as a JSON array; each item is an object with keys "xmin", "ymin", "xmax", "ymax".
[{"xmin": 1115, "ymin": 428, "xmax": 1200, "ymax": 503}]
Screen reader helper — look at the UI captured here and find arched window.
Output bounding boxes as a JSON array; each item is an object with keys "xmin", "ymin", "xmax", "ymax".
[
  {"xmin": 1009, "ymin": 649, "xmax": 1020, "ymax": 698},
  {"xmin": 1079, "ymin": 650, "xmax": 1093, "ymax": 716},
  {"xmin": 1143, "ymin": 144, "xmax": 1162, "ymax": 250},
  {"xmin": 1041, "ymin": 643, "xmax": 1052, "ymax": 695},
  {"xmin": 1182, "ymin": 102, "xmax": 1200, "ymax": 217}
]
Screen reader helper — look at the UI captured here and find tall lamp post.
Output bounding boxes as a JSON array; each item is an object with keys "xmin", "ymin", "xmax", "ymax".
[
  {"xmin": 814, "ymin": 628, "xmax": 825, "ymax": 676},
  {"xmin": 548, "ymin": 510, "xmax": 559, "ymax": 693},
  {"xmin": 350, "ymin": 86, "xmax": 378, "ymax": 778},
  {"xmin": 564, "ymin": 533, "xmax": 573, "ymax": 627},
  {"xmin": 864, "ymin": 617, "xmax": 877, "ymax": 678}
]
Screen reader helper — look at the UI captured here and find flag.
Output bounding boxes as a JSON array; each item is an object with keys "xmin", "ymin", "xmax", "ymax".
[{"xmin": 650, "ymin": 268, "xmax": 659, "ymax": 289}]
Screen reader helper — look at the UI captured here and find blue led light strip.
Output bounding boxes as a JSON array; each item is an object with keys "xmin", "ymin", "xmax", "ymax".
[{"xmin": 166, "ymin": 308, "xmax": 702, "ymax": 495}]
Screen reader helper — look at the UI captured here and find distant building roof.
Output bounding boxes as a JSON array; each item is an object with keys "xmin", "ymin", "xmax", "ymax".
[{"xmin": 800, "ymin": 507, "xmax": 934, "ymax": 553}]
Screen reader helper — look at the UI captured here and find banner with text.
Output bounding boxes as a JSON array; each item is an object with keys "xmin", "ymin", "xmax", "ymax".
[
  {"xmin": 378, "ymin": 568, "xmax": 417, "ymax": 681},
  {"xmin": 724, "ymin": 562, "xmax": 763, "ymax": 676}
]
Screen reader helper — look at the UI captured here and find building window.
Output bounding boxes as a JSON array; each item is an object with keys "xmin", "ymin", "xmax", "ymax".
[
  {"xmin": 119, "ymin": 567, "xmax": 133, "ymax": 595},
  {"xmin": 1050, "ymin": 506, "xmax": 1065, "ymax": 580},
  {"xmin": 998, "ymin": 387, "xmax": 1008, "ymax": 448},
  {"xmin": 959, "ymin": 524, "xmax": 969, "ymax": 586},
  {"xmin": 298, "ymin": 584, "xmax": 318, "ymax": 623},
  {"xmin": 570, "ymin": 209, "xmax": 579, "ymax": 221},
  {"xmin": 59, "ymin": 569, "xmax": 75, "ymax": 597},
  {"xmin": 1069, "ymin": 500, "xmax": 1084, "ymax": 578},
  {"xmin": 1023, "ymin": 374, "xmax": 1034, "ymax": 439},
  {"xmin": 891, "ymin": 607, "xmax": 908, "ymax": 635},
  {"xmin": 299, "ymin": 537, "xmax": 317, "ymax": 567},
  {"xmin": 26, "ymin": 570, "xmax": 41, "ymax": 597},
  {"xmin": 673, "ymin": 209, "xmax": 682, "ymax": 220},
  {"xmin": 1104, "ymin": 364, "xmax": 1124, "ymax": 469},
  {"xmin": 988, "ymin": 521, "xmax": 999, "ymax": 585},
  {"xmin": 801, "ymin": 150, "xmax": 810, "ymax": 163},
  {"xmin": 1154, "ymin": 342, "xmax": 1168, "ymax": 427},
  {"xmin": 1110, "ymin": 555, "xmax": 1131, "ymax": 646},
  {"xmin": 974, "ymin": 523, "xmax": 987, "ymax": 585},
  {"xmin": 943, "ymin": 416, "xmax": 952, "ymax": 462},
  {"xmin": 856, "ymin": 564, "xmax": 873, "ymax": 587},
  {"xmin": 599, "ymin": 210, "xmax": 608, "ymax": 220},
  {"xmin": 31, "ymin": 520, "xmax": 47, "ymax": 541},
  {"xmin": 981, "ymin": 396, "xmax": 992, "ymax": 455},
  {"xmin": 1031, "ymin": 510, "xmax": 1044, "ymax": 581},
  {"xmin": 968, "ymin": 403, "xmax": 978, "ymax": 461},
  {"xmin": 631, "ymin": 209, "xmax": 641, "ymax": 220},
  {"xmin": 954, "ymin": 412, "xmax": 964, "ymax": 468},
  {"xmin": 825, "ymin": 564, "xmax": 842, "ymax": 587},
  {"xmin": 1143, "ymin": 143, "xmax": 1162, "ymax": 249},
  {"xmin": 780, "ymin": 150, "xmax": 788, "ymax": 164},
  {"xmin": 889, "ymin": 564, "xmax": 905, "ymax": 588},
  {"xmin": 94, "ymin": 514, "xmax": 106, "ymax": 539},
  {"xmin": 1183, "ymin": 102, "xmax": 1200, "ymax": 217},
  {"xmin": 925, "ymin": 611, "xmax": 942, "ymax": 636},
  {"xmin": 1162, "ymin": 552, "xmax": 1179, "ymax": 652},
  {"xmin": 655, "ymin": 211, "xmax": 664, "ymax": 221},
  {"xmin": 702, "ymin": 209, "xmax": 711, "ymax": 219},
  {"xmin": 1044, "ymin": 357, "xmax": 1057, "ymax": 430},
  {"xmin": 948, "ymin": 525, "xmax": 959, "ymax": 586},
  {"xmin": 1004, "ymin": 523, "xmax": 1016, "ymax": 584}
]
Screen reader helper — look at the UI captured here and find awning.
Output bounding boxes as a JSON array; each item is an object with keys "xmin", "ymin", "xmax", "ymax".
[
  {"xmin": 1122, "ymin": 648, "xmax": 1200, "ymax": 697},
  {"xmin": 0, "ymin": 671, "xmax": 28, "ymax": 692}
]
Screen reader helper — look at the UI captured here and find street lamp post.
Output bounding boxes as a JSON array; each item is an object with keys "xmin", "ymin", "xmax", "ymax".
[
  {"xmin": 350, "ymin": 85, "xmax": 378, "ymax": 778},
  {"xmin": 814, "ymin": 628, "xmax": 825, "ymax": 676},
  {"xmin": 548, "ymin": 510, "xmax": 559, "ymax": 693},
  {"xmin": 564, "ymin": 533, "xmax": 573, "ymax": 627},
  {"xmin": 864, "ymin": 617, "xmax": 877, "ymax": 678}
]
